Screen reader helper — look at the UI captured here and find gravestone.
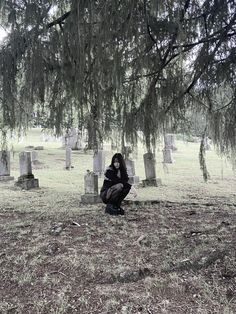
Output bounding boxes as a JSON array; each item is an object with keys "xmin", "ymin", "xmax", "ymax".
[
  {"xmin": 65, "ymin": 147, "xmax": 72, "ymax": 170},
  {"xmin": 142, "ymin": 152, "xmax": 162, "ymax": 187},
  {"xmin": 125, "ymin": 158, "xmax": 140, "ymax": 185},
  {"xmin": 93, "ymin": 150, "xmax": 105, "ymax": 176},
  {"xmin": 162, "ymin": 148, "xmax": 173, "ymax": 163},
  {"xmin": 31, "ymin": 150, "xmax": 39, "ymax": 165},
  {"xmin": 164, "ymin": 134, "xmax": 177, "ymax": 151},
  {"xmin": 15, "ymin": 151, "xmax": 39, "ymax": 189},
  {"xmin": 0, "ymin": 151, "xmax": 14, "ymax": 181},
  {"xmin": 81, "ymin": 170, "xmax": 101, "ymax": 204}
]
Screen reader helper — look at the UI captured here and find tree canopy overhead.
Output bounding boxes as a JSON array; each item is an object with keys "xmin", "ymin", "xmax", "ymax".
[{"xmin": 0, "ymin": 0, "xmax": 236, "ymax": 154}]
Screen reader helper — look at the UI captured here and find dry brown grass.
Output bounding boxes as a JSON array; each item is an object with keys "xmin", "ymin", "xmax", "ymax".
[{"xmin": 0, "ymin": 129, "xmax": 236, "ymax": 313}]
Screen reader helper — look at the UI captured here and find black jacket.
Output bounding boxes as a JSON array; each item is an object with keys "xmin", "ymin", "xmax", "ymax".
[{"xmin": 100, "ymin": 166, "xmax": 130, "ymax": 194}]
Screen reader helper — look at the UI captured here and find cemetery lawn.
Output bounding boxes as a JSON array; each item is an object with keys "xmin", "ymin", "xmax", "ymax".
[{"xmin": 0, "ymin": 129, "xmax": 236, "ymax": 313}]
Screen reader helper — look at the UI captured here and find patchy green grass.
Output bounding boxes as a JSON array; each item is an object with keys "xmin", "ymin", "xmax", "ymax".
[{"xmin": 0, "ymin": 128, "xmax": 236, "ymax": 313}]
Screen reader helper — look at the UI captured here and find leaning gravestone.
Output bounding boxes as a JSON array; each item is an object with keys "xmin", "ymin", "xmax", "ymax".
[
  {"xmin": 164, "ymin": 134, "xmax": 177, "ymax": 151},
  {"xmin": 162, "ymin": 148, "xmax": 173, "ymax": 163},
  {"xmin": 142, "ymin": 152, "xmax": 162, "ymax": 187},
  {"xmin": 15, "ymin": 151, "xmax": 39, "ymax": 189},
  {"xmin": 93, "ymin": 150, "xmax": 105, "ymax": 176},
  {"xmin": 0, "ymin": 151, "xmax": 14, "ymax": 181},
  {"xmin": 81, "ymin": 170, "xmax": 101, "ymax": 204}
]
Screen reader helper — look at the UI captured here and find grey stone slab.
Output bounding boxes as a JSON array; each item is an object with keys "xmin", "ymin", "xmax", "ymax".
[
  {"xmin": 84, "ymin": 171, "xmax": 98, "ymax": 194},
  {"xmin": 164, "ymin": 134, "xmax": 177, "ymax": 151},
  {"xmin": 125, "ymin": 159, "xmax": 136, "ymax": 176},
  {"xmin": 19, "ymin": 151, "xmax": 32, "ymax": 176},
  {"xmin": 143, "ymin": 153, "xmax": 156, "ymax": 180},
  {"xmin": 31, "ymin": 150, "xmax": 39, "ymax": 163},
  {"xmin": 93, "ymin": 150, "xmax": 105, "ymax": 176},
  {"xmin": 163, "ymin": 148, "xmax": 173, "ymax": 163},
  {"xmin": 81, "ymin": 194, "xmax": 102, "ymax": 204},
  {"xmin": 65, "ymin": 147, "xmax": 72, "ymax": 170}
]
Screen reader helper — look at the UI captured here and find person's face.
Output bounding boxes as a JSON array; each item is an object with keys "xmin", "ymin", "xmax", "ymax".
[{"xmin": 113, "ymin": 158, "xmax": 120, "ymax": 169}]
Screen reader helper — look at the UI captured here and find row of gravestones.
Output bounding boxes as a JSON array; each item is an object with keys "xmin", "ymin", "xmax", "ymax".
[
  {"xmin": 64, "ymin": 147, "xmax": 160, "ymax": 187},
  {"xmin": 0, "ymin": 148, "xmax": 161, "ymax": 203},
  {"xmin": 81, "ymin": 151, "xmax": 162, "ymax": 204},
  {"xmin": 0, "ymin": 151, "xmax": 39, "ymax": 189}
]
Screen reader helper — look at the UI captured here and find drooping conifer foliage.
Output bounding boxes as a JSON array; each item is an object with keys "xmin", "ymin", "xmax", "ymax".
[{"xmin": 0, "ymin": 0, "xmax": 236, "ymax": 156}]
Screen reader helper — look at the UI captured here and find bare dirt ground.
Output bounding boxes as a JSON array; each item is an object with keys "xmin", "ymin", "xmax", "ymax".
[{"xmin": 0, "ymin": 187, "xmax": 236, "ymax": 314}]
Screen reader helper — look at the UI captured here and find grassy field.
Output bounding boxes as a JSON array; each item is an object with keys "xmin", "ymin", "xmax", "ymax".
[{"xmin": 0, "ymin": 128, "xmax": 236, "ymax": 313}]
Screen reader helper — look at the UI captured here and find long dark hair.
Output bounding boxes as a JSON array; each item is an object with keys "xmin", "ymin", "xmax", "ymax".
[{"xmin": 110, "ymin": 153, "xmax": 128, "ymax": 177}]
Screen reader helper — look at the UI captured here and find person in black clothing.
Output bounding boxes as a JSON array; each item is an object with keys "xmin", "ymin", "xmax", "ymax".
[{"xmin": 100, "ymin": 153, "xmax": 131, "ymax": 215}]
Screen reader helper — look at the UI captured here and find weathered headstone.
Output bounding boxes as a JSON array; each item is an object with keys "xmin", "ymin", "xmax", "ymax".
[
  {"xmin": 142, "ymin": 152, "xmax": 161, "ymax": 187},
  {"xmin": 31, "ymin": 150, "xmax": 39, "ymax": 165},
  {"xmin": 65, "ymin": 147, "xmax": 72, "ymax": 170},
  {"xmin": 15, "ymin": 151, "xmax": 39, "ymax": 189},
  {"xmin": 0, "ymin": 151, "xmax": 14, "ymax": 181},
  {"xmin": 164, "ymin": 134, "xmax": 177, "ymax": 151},
  {"xmin": 93, "ymin": 150, "xmax": 105, "ymax": 176},
  {"xmin": 125, "ymin": 158, "xmax": 140, "ymax": 185},
  {"xmin": 81, "ymin": 170, "xmax": 101, "ymax": 204},
  {"xmin": 162, "ymin": 148, "xmax": 173, "ymax": 163}
]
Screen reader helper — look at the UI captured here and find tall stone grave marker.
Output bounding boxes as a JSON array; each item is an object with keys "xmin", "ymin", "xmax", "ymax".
[
  {"xmin": 81, "ymin": 170, "xmax": 101, "ymax": 204},
  {"xmin": 125, "ymin": 159, "xmax": 140, "ymax": 185},
  {"xmin": 65, "ymin": 147, "xmax": 72, "ymax": 170},
  {"xmin": 93, "ymin": 150, "xmax": 105, "ymax": 177},
  {"xmin": 31, "ymin": 150, "xmax": 39, "ymax": 165},
  {"xmin": 15, "ymin": 151, "xmax": 39, "ymax": 189},
  {"xmin": 0, "ymin": 151, "xmax": 14, "ymax": 181},
  {"xmin": 142, "ymin": 152, "xmax": 162, "ymax": 186},
  {"xmin": 162, "ymin": 148, "xmax": 173, "ymax": 163},
  {"xmin": 164, "ymin": 134, "xmax": 177, "ymax": 151}
]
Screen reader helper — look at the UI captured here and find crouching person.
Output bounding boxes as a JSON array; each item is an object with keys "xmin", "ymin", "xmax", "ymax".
[{"xmin": 100, "ymin": 153, "xmax": 131, "ymax": 215}]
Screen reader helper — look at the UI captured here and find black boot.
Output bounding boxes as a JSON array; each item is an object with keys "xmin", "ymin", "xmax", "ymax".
[
  {"xmin": 105, "ymin": 204, "xmax": 119, "ymax": 215},
  {"xmin": 118, "ymin": 207, "xmax": 125, "ymax": 215}
]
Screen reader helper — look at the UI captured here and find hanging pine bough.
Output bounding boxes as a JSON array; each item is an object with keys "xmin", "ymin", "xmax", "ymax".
[{"xmin": 0, "ymin": 0, "xmax": 236, "ymax": 154}]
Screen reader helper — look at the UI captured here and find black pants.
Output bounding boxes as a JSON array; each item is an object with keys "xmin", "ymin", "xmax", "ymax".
[{"xmin": 100, "ymin": 183, "xmax": 131, "ymax": 207}]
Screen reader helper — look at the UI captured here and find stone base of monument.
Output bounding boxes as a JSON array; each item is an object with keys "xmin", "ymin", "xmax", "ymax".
[
  {"xmin": 81, "ymin": 194, "xmax": 102, "ymax": 204},
  {"xmin": 15, "ymin": 176, "xmax": 39, "ymax": 190},
  {"xmin": 128, "ymin": 176, "xmax": 140, "ymax": 185},
  {"xmin": 0, "ymin": 175, "xmax": 14, "ymax": 182},
  {"xmin": 142, "ymin": 178, "xmax": 162, "ymax": 187}
]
